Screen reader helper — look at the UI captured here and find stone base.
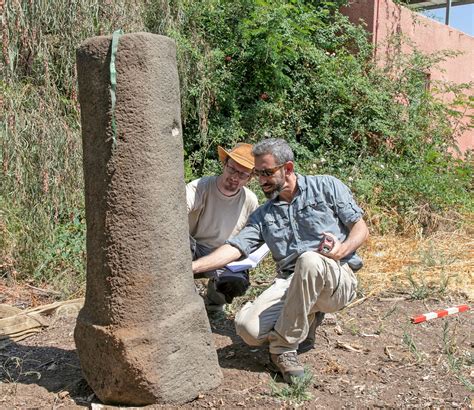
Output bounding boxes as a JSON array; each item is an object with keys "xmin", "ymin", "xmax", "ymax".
[{"xmin": 75, "ymin": 297, "xmax": 222, "ymax": 405}]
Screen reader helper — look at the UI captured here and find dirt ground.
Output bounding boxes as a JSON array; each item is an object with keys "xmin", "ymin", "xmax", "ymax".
[{"xmin": 0, "ymin": 291, "xmax": 472, "ymax": 408}]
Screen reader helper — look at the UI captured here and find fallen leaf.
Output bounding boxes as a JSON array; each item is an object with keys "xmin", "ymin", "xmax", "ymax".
[
  {"xmin": 384, "ymin": 346, "xmax": 395, "ymax": 360},
  {"xmin": 360, "ymin": 333, "xmax": 379, "ymax": 338},
  {"xmin": 335, "ymin": 340, "xmax": 364, "ymax": 352}
]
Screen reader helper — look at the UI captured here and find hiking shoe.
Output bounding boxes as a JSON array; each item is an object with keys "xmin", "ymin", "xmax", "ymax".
[
  {"xmin": 205, "ymin": 303, "xmax": 225, "ymax": 313},
  {"xmin": 269, "ymin": 351, "xmax": 304, "ymax": 384},
  {"xmin": 297, "ymin": 312, "xmax": 325, "ymax": 354}
]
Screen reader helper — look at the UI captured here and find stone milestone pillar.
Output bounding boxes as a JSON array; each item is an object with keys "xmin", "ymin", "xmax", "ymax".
[{"xmin": 74, "ymin": 32, "xmax": 222, "ymax": 405}]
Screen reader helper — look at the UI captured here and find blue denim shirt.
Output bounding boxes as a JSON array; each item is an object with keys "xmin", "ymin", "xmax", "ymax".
[{"xmin": 227, "ymin": 174, "xmax": 364, "ymax": 275}]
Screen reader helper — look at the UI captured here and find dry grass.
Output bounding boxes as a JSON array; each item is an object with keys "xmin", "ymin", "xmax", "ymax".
[{"xmin": 359, "ymin": 229, "xmax": 474, "ymax": 300}]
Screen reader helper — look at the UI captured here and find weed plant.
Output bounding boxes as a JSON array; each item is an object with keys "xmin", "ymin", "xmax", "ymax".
[
  {"xmin": 442, "ymin": 322, "xmax": 474, "ymax": 392},
  {"xmin": 269, "ymin": 368, "xmax": 314, "ymax": 404},
  {"xmin": 402, "ymin": 329, "xmax": 424, "ymax": 362},
  {"xmin": 406, "ymin": 269, "xmax": 431, "ymax": 300},
  {"xmin": 0, "ymin": 355, "xmax": 40, "ymax": 384}
]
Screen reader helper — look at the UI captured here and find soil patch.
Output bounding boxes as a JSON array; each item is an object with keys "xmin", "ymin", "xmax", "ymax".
[{"xmin": 0, "ymin": 296, "xmax": 472, "ymax": 408}]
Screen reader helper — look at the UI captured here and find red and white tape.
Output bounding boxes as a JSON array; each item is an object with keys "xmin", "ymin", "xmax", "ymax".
[{"xmin": 411, "ymin": 304, "xmax": 470, "ymax": 324}]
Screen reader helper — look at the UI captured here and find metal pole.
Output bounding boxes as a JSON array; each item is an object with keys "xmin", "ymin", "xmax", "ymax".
[{"xmin": 445, "ymin": 0, "xmax": 452, "ymax": 25}]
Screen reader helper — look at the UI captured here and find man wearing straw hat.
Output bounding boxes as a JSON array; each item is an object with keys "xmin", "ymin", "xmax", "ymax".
[
  {"xmin": 187, "ymin": 143, "xmax": 258, "ymax": 312},
  {"xmin": 192, "ymin": 138, "xmax": 369, "ymax": 383}
]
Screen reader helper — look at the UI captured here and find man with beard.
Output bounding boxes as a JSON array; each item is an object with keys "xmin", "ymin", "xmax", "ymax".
[
  {"xmin": 188, "ymin": 143, "xmax": 258, "ymax": 312},
  {"xmin": 192, "ymin": 138, "xmax": 369, "ymax": 383}
]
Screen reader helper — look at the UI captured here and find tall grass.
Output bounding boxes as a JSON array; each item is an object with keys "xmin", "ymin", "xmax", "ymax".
[{"xmin": 1, "ymin": 0, "xmax": 147, "ymax": 296}]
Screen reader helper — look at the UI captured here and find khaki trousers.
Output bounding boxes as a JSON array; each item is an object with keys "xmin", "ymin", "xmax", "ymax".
[{"xmin": 235, "ymin": 251, "xmax": 357, "ymax": 354}]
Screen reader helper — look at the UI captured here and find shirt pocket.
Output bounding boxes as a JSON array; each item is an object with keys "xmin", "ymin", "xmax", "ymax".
[
  {"xmin": 297, "ymin": 200, "xmax": 328, "ymax": 232},
  {"xmin": 262, "ymin": 215, "xmax": 290, "ymax": 243}
]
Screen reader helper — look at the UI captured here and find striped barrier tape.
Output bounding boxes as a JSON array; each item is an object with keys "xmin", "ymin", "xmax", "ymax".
[{"xmin": 411, "ymin": 304, "xmax": 469, "ymax": 324}]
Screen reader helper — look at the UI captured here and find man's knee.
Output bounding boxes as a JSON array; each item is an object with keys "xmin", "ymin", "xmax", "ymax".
[
  {"xmin": 235, "ymin": 307, "xmax": 266, "ymax": 347},
  {"xmin": 295, "ymin": 251, "xmax": 326, "ymax": 280}
]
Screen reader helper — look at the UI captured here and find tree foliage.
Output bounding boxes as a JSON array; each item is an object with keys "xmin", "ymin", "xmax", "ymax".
[{"xmin": 146, "ymin": 0, "xmax": 472, "ymax": 218}]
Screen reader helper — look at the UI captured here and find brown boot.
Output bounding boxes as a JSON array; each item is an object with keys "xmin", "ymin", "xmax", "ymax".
[
  {"xmin": 297, "ymin": 311, "xmax": 325, "ymax": 354},
  {"xmin": 269, "ymin": 351, "xmax": 305, "ymax": 384}
]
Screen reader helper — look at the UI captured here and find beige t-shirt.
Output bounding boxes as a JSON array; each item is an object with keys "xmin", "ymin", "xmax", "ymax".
[{"xmin": 187, "ymin": 176, "xmax": 259, "ymax": 250}]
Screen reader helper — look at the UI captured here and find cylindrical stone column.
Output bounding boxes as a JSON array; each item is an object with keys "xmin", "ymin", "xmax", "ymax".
[{"xmin": 74, "ymin": 32, "xmax": 222, "ymax": 406}]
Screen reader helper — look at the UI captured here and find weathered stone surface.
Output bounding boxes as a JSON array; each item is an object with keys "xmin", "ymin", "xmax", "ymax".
[{"xmin": 74, "ymin": 32, "xmax": 222, "ymax": 405}]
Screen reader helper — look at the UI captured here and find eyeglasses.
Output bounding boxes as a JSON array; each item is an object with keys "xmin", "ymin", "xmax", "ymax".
[
  {"xmin": 225, "ymin": 163, "xmax": 252, "ymax": 179},
  {"xmin": 253, "ymin": 164, "xmax": 285, "ymax": 177}
]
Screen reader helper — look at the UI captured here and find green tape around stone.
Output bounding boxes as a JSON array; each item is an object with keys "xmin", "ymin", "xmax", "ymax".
[{"xmin": 109, "ymin": 29, "xmax": 123, "ymax": 148}]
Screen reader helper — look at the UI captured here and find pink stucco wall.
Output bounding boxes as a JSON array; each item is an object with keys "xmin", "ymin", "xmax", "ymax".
[{"xmin": 342, "ymin": 0, "xmax": 474, "ymax": 154}]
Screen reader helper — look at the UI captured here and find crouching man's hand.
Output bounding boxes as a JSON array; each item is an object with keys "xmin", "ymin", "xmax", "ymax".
[
  {"xmin": 319, "ymin": 232, "xmax": 343, "ymax": 260},
  {"xmin": 319, "ymin": 219, "xmax": 369, "ymax": 261}
]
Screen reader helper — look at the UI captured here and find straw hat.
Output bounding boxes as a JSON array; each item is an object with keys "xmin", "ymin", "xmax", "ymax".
[{"xmin": 217, "ymin": 143, "xmax": 254, "ymax": 170}]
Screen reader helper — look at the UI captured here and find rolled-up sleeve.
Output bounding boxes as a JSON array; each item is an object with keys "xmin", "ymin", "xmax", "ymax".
[
  {"xmin": 226, "ymin": 212, "xmax": 264, "ymax": 257},
  {"xmin": 331, "ymin": 178, "xmax": 364, "ymax": 226}
]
